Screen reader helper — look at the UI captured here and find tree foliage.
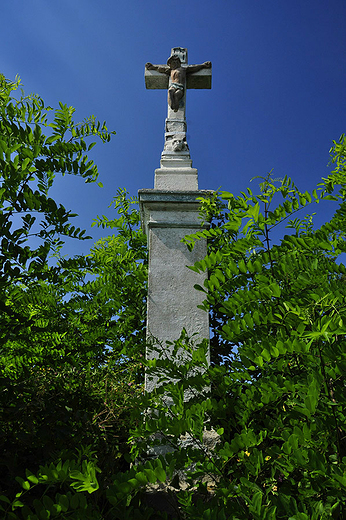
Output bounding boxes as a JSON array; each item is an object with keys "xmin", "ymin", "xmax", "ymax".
[
  {"xmin": 2, "ymin": 73, "xmax": 346, "ymax": 519},
  {"xmin": 0, "ymin": 77, "xmax": 147, "ymax": 519}
]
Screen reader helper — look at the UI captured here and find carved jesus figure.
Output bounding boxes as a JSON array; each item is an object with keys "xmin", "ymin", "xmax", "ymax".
[{"xmin": 145, "ymin": 55, "xmax": 211, "ymax": 112}]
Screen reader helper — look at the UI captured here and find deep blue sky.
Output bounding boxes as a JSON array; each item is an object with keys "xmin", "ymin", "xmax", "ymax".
[{"xmin": 1, "ymin": 0, "xmax": 345, "ymax": 255}]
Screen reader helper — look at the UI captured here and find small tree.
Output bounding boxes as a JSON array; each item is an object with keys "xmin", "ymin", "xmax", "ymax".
[{"xmin": 0, "ymin": 78, "xmax": 148, "ymax": 519}]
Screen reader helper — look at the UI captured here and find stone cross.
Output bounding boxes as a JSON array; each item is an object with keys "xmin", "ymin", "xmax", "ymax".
[
  {"xmin": 145, "ymin": 47, "xmax": 211, "ymax": 182},
  {"xmin": 139, "ymin": 48, "xmax": 212, "ymax": 394}
]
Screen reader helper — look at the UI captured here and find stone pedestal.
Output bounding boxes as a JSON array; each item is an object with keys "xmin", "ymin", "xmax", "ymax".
[
  {"xmin": 139, "ymin": 190, "xmax": 210, "ymax": 393},
  {"xmin": 154, "ymin": 168, "xmax": 198, "ymax": 191}
]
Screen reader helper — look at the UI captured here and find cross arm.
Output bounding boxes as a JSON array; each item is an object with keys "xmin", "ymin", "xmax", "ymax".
[
  {"xmin": 145, "ymin": 65, "xmax": 169, "ymax": 89},
  {"xmin": 145, "ymin": 65, "xmax": 212, "ymax": 90},
  {"xmin": 186, "ymin": 66, "xmax": 212, "ymax": 89}
]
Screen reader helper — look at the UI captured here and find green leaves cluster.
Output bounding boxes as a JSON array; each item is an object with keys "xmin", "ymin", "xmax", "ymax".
[
  {"xmin": 128, "ymin": 135, "xmax": 346, "ymax": 519},
  {"xmin": 90, "ymin": 188, "xmax": 148, "ymax": 362},
  {"xmin": 0, "ymin": 448, "xmax": 101, "ymax": 519},
  {"xmin": 0, "ymin": 78, "xmax": 147, "ymax": 519},
  {"xmin": 0, "ymin": 74, "xmax": 113, "ymax": 287}
]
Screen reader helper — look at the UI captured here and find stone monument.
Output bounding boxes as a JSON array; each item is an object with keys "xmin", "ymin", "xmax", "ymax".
[{"xmin": 139, "ymin": 47, "xmax": 212, "ymax": 392}]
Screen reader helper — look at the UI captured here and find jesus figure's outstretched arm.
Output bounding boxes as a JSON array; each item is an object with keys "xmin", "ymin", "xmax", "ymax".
[{"xmin": 145, "ymin": 63, "xmax": 170, "ymax": 75}]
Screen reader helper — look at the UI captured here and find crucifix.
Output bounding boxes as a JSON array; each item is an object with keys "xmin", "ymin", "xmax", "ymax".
[{"xmin": 145, "ymin": 47, "xmax": 211, "ymax": 172}]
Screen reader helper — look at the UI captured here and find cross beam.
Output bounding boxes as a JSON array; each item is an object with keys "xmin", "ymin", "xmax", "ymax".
[
  {"xmin": 145, "ymin": 47, "xmax": 212, "ymax": 91},
  {"xmin": 145, "ymin": 68, "xmax": 212, "ymax": 90}
]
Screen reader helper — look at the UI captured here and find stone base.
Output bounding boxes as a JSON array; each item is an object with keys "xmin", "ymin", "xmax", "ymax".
[
  {"xmin": 154, "ymin": 167, "xmax": 198, "ymax": 190},
  {"xmin": 141, "ymin": 429, "xmax": 220, "ymax": 518}
]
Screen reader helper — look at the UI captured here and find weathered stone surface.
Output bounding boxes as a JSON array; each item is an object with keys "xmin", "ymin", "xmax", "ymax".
[
  {"xmin": 139, "ymin": 189, "xmax": 210, "ymax": 236},
  {"xmin": 165, "ymin": 119, "xmax": 187, "ymax": 133},
  {"xmin": 162, "ymin": 134, "xmax": 189, "ymax": 155},
  {"xmin": 154, "ymin": 167, "xmax": 197, "ymax": 190},
  {"xmin": 145, "ymin": 67, "xmax": 212, "ymax": 90},
  {"xmin": 186, "ymin": 68, "xmax": 212, "ymax": 89},
  {"xmin": 145, "ymin": 69, "xmax": 169, "ymax": 89},
  {"xmin": 139, "ymin": 190, "xmax": 211, "ymax": 393}
]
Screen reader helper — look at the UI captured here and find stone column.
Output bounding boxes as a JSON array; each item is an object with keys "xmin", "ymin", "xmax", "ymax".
[
  {"xmin": 139, "ymin": 190, "xmax": 210, "ymax": 392},
  {"xmin": 140, "ymin": 47, "xmax": 212, "ymax": 393}
]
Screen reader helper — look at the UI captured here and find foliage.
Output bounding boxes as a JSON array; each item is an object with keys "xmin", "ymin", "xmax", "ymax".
[
  {"xmin": 0, "ymin": 447, "xmax": 102, "ymax": 519},
  {"xmin": 0, "ymin": 77, "xmax": 148, "ymax": 518},
  {"xmin": 125, "ymin": 134, "xmax": 346, "ymax": 519},
  {"xmin": 3, "ymin": 71, "xmax": 346, "ymax": 519},
  {"xmin": 91, "ymin": 188, "xmax": 148, "ymax": 364},
  {"xmin": 0, "ymin": 72, "xmax": 115, "ymax": 363},
  {"xmin": 0, "ymin": 73, "xmax": 111, "ymax": 287}
]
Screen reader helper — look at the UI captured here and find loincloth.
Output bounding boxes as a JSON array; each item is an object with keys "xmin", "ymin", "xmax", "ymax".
[{"xmin": 169, "ymin": 82, "xmax": 184, "ymax": 91}]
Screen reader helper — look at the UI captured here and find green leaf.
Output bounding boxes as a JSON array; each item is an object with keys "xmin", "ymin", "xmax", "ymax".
[
  {"xmin": 143, "ymin": 469, "xmax": 157, "ymax": 483},
  {"xmin": 118, "ymin": 482, "xmax": 133, "ymax": 493},
  {"xmin": 57, "ymin": 495, "xmax": 69, "ymax": 512},
  {"xmin": 12, "ymin": 499, "xmax": 24, "ymax": 508},
  {"xmin": 261, "ymin": 349, "xmax": 271, "ymax": 362},
  {"xmin": 70, "ymin": 493, "xmax": 79, "ymax": 510},
  {"xmin": 154, "ymin": 466, "xmax": 166, "ymax": 483},
  {"xmin": 135, "ymin": 471, "xmax": 148, "ymax": 485},
  {"xmin": 270, "ymin": 283, "xmax": 281, "ymax": 297},
  {"xmin": 288, "ymin": 514, "xmax": 309, "ymax": 520}
]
